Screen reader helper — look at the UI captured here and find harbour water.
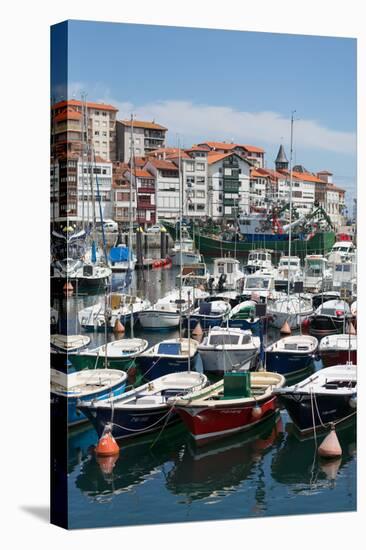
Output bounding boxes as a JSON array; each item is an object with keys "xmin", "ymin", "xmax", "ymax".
[{"xmin": 53, "ymin": 264, "xmax": 357, "ymax": 529}]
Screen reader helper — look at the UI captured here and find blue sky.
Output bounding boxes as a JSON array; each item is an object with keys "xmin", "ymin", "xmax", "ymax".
[{"xmin": 52, "ymin": 20, "xmax": 357, "ymax": 209}]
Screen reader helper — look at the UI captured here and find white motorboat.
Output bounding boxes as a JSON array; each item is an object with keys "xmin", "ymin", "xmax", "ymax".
[
  {"xmin": 138, "ymin": 286, "xmax": 209, "ymax": 329},
  {"xmin": 268, "ymin": 294, "xmax": 313, "ymax": 329},
  {"xmin": 265, "ymin": 335, "xmax": 318, "ymax": 377},
  {"xmin": 241, "ymin": 272, "xmax": 277, "ymax": 302},
  {"xmin": 50, "ymin": 334, "xmax": 90, "ymax": 352},
  {"xmin": 211, "ymin": 258, "xmax": 245, "ymax": 291},
  {"xmin": 138, "ymin": 338, "xmax": 200, "ymax": 380},
  {"xmin": 170, "ymin": 237, "xmax": 201, "ymax": 266},
  {"xmin": 198, "ymin": 326, "xmax": 260, "ymax": 375},
  {"xmin": 78, "ymin": 293, "xmax": 151, "ymax": 331},
  {"xmin": 319, "ymin": 334, "xmax": 357, "ymax": 368},
  {"xmin": 303, "ymin": 255, "xmax": 332, "ymax": 293},
  {"xmin": 274, "ymin": 256, "xmax": 303, "ymax": 291},
  {"xmin": 245, "ymin": 249, "xmax": 273, "ymax": 273},
  {"xmin": 327, "ymin": 240, "xmax": 356, "ymax": 265},
  {"xmin": 331, "ymin": 258, "xmax": 357, "ymax": 297}
]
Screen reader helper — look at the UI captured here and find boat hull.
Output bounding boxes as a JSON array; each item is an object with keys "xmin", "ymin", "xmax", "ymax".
[
  {"xmin": 80, "ymin": 404, "xmax": 180, "ymax": 440},
  {"xmin": 171, "ymin": 252, "xmax": 201, "ymax": 266},
  {"xmin": 265, "ymin": 351, "xmax": 314, "ymax": 378},
  {"xmin": 51, "ymin": 275, "xmax": 110, "ymax": 295},
  {"xmin": 309, "ymin": 316, "xmax": 346, "ymax": 338},
  {"xmin": 277, "ymin": 392, "xmax": 356, "ymax": 434},
  {"xmin": 138, "ymin": 311, "xmax": 181, "ymax": 329},
  {"xmin": 51, "ymin": 380, "xmax": 127, "ymax": 427},
  {"xmin": 270, "ymin": 310, "xmax": 313, "ymax": 330},
  {"xmin": 51, "ymin": 351, "xmax": 136, "ymax": 372},
  {"xmin": 137, "ymin": 353, "xmax": 199, "ymax": 381},
  {"xmin": 199, "ymin": 349, "xmax": 257, "ymax": 374},
  {"xmin": 175, "ymin": 396, "xmax": 278, "ymax": 445},
  {"xmin": 185, "ymin": 314, "xmax": 226, "ymax": 330},
  {"xmin": 319, "ymin": 349, "xmax": 357, "ymax": 368},
  {"xmin": 163, "ymin": 223, "xmax": 336, "ymax": 259}
]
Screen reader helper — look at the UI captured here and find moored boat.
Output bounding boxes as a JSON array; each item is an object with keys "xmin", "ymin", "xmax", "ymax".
[
  {"xmin": 308, "ymin": 299, "xmax": 351, "ymax": 338},
  {"xmin": 265, "ymin": 335, "xmax": 318, "ymax": 378},
  {"xmin": 267, "ymin": 294, "xmax": 313, "ymax": 330},
  {"xmin": 186, "ymin": 299, "xmax": 231, "ymax": 330},
  {"xmin": 274, "ymin": 364, "xmax": 357, "ymax": 434},
  {"xmin": 198, "ymin": 326, "xmax": 260, "ymax": 375},
  {"xmin": 227, "ymin": 300, "xmax": 261, "ymax": 335},
  {"xmin": 319, "ymin": 334, "xmax": 357, "ymax": 368},
  {"xmin": 171, "ymin": 371, "xmax": 285, "ymax": 445},
  {"xmin": 77, "ymin": 371, "xmax": 208, "ymax": 441},
  {"xmin": 137, "ymin": 338, "xmax": 199, "ymax": 381},
  {"xmin": 54, "ymin": 338, "xmax": 149, "ymax": 372},
  {"xmin": 51, "ymin": 368, "xmax": 128, "ymax": 427},
  {"xmin": 78, "ymin": 293, "xmax": 151, "ymax": 331}
]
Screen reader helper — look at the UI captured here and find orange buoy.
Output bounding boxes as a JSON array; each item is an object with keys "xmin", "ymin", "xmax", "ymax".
[
  {"xmin": 192, "ymin": 322, "xmax": 203, "ymax": 337},
  {"xmin": 348, "ymin": 322, "xmax": 356, "ymax": 335},
  {"xmin": 280, "ymin": 320, "xmax": 291, "ymax": 335},
  {"xmin": 114, "ymin": 319, "xmax": 125, "ymax": 333},
  {"xmin": 318, "ymin": 426, "xmax": 342, "ymax": 458},
  {"xmin": 95, "ymin": 432, "xmax": 120, "ymax": 457},
  {"xmin": 96, "ymin": 454, "xmax": 119, "ymax": 475}
]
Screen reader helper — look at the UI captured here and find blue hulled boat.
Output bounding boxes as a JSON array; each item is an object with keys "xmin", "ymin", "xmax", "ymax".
[
  {"xmin": 265, "ymin": 335, "xmax": 318, "ymax": 379},
  {"xmin": 50, "ymin": 368, "xmax": 128, "ymax": 427},
  {"xmin": 185, "ymin": 300, "xmax": 231, "ymax": 330},
  {"xmin": 77, "ymin": 371, "xmax": 208, "ymax": 441},
  {"xmin": 137, "ymin": 338, "xmax": 199, "ymax": 381}
]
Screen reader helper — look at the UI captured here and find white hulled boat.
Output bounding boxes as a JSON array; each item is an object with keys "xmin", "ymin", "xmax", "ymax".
[
  {"xmin": 78, "ymin": 293, "xmax": 150, "ymax": 331},
  {"xmin": 268, "ymin": 294, "xmax": 313, "ymax": 329}
]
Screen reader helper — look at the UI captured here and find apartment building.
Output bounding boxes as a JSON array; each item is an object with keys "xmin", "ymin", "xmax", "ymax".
[
  {"xmin": 143, "ymin": 158, "xmax": 180, "ymax": 220},
  {"xmin": 112, "ymin": 162, "xmax": 137, "ymax": 225},
  {"xmin": 197, "ymin": 141, "xmax": 265, "ymax": 168},
  {"xmin": 116, "ymin": 119, "xmax": 167, "ymax": 161},
  {"xmin": 316, "ymin": 171, "xmax": 346, "ymax": 227},
  {"xmin": 124, "ymin": 168, "xmax": 156, "ymax": 227},
  {"xmin": 51, "ymin": 99, "xmax": 118, "ymax": 161},
  {"xmin": 207, "ymin": 152, "xmax": 251, "ymax": 220},
  {"xmin": 50, "ymin": 155, "xmax": 113, "ymax": 222}
]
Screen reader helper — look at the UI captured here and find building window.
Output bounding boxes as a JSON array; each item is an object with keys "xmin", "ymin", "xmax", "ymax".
[
  {"xmin": 196, "ymin": 204, "xmax": 205, "ymax": 211},
  {"xmin": 186, "ymin": 162, "xmax": 194, "ymax": 172},
  {"xmin": 95, "ymin": 131, "xmax": 100, "ymax": 136},
  {"xmin": 196, "ymin": 190, "xmax": 205, "ymax": 198},
  {"xmin": 95, "ymin": 111, "xmax": 100, "ymax": 115},
  {"xmin": 196, "ymin": 162, "xmax": 205, "ymax": 171},
  {"xmin": 196, "ymin": 177, "xmax": 205, "ymax": 185},
  {"xmin": 102, "ymin": 111, "xmax": 107, "ymax": 116},
  {"xmin": 186, "ymin": 176, "xmax": 195, "ymax": 186}
]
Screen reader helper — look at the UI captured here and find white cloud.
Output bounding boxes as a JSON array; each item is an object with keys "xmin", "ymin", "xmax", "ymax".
[{"xmin": 104, "ymin": 98, "xmax": 356, "ymax": 155}]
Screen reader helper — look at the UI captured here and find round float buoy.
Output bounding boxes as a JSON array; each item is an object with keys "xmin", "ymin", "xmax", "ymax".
[
  {"xmin": 95, "ymin": 431, "xmax": 120, "ymax": 457},
  {"xmin": 280, "ymin": 320, "xmax": 291, "ymax": 335},
  {"xmin": 192, "ymin": 322, "xmax": 203, "ymax": 337},
  {"xmin": 114, "ymin": 319, "xmax": 125, "ymax": 333},
  {"xmin": 252, "ymin": 404, "xmax": 263, "ymax": 419},
  {"xmin": 318, "ymin": 426, "xmax": 342, "ymax": 459},
  {"xmin": 348, "ymin": 322, "xmax": 356, "ymax": 335}
]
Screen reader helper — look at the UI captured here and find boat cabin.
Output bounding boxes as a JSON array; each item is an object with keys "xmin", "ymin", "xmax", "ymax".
[
  {"xmin": 247, "ymin": 249, "xmax": 272, "ymax": 270},
  {"xmin": 213, "ymin": 258, "xmax": 245, "ymax": 289}
]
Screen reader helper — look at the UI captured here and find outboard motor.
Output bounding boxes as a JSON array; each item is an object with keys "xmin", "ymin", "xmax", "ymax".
[
  {"xmin": 208, "ymin": 277, "xmax": 215, "ymax": 293},
  {"xmin": 218, "ymin": 273, "xmax": 227, "ymax": 292}
]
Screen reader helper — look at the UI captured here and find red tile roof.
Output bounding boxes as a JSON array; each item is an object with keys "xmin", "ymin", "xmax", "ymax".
[
  {"xmin": 251, "ymin": 169, "xmax": 270, "ymax": 178},
  {"xmin": 279, "ymin": 169, "xmax": 325, "ymax": 184},
  {"xmin": 146, "ymin": 158, "xmax": 179, "ymax": 171},
  {"xmin": 199, "ymin": 141, "xmax": 237, "ymax": 151},
  {"xmin": 52, "ymin": 99, "xmax": 118, "ymax": 112},
  {"xmin": 125, "ymin": 169, "xmax": 154, "ymax": 178},
  {"xmin": 121, "ymin": 119, "xmax": 167, "ymax": 131},
  {"xmin": 147, "ymin": 147, "xmax": 180, "ymax": 156},
  {"xmin": 207, "ymin": 152, "xmax": 233, "ymax": 165},
  {"xmin": 241, "ymin": 145, "xmax": 265, "ymax": 153},
  {"xmin": 54, "ymin": 108, "xmax": 82, "ymax": 122}
]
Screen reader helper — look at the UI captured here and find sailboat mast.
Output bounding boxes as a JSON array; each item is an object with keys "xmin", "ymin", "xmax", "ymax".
[
  {"xmin": 81, "ymin": 93, "xmax": 86, "ymax": 230},
  {"xmin": 287, "ymin": 111, "xmax": 295, "ymax": 297},
  {"xmin": 129, "ymin": 115, "xmax": 135, "ymax": 337},
  {"xmin": 178, "ymin": 139, "xmax": 183, "ymax": 339}
]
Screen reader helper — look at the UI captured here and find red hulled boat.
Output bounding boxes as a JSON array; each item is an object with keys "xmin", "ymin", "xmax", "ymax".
[
  {"xmin": 170, "ymin": 371, "xmax": 284, "ymax": 446},
  {"xmin": 319, "ymin": 334, "xmax": 357, "ymax": 368}
]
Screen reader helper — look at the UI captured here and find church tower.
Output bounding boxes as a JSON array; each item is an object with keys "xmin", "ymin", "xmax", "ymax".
[{"xmin": 275, "ymin": 144, "xmax": 289, "ymax": 171}]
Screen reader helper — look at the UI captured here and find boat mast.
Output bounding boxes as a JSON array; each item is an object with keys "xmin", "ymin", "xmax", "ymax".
[
  {"xmin": 287, "ymin": 111, "xmax": 295, "ymax": 297},
  {"xmin": 81, "ymin": 92, "xmax": 86, "ymax": 230},
  {"xmin": 128, "ymin": 115, "xmax": 135, "ymax": 337},
  {"xmin": 178, "ymin": 138, "xmax": 183, "ymax": 339}
]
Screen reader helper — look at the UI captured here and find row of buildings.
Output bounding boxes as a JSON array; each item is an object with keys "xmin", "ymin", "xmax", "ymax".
[{"xmin": 50, "ymin": 99, "xmax": 346, "ymax": 228}]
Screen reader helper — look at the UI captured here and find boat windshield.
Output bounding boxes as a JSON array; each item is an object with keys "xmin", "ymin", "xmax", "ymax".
[
  {"xmin": 209, "ymin": 335, "xmax": 241, "ymax": 345},
  {"xmin": 245, "ymin": 277, "xmax": 270, "ymax": 289}
]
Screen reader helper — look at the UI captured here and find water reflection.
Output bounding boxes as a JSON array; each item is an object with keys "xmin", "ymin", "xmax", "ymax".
[
  {"xmin": 74, "ymin": 424, "xmax": 188, "ymax": 502},
  {"xmin": 271, "ymin": 419, "xmax": 357, "ymax": 493},
  {"xmin": 166, "ymin": 414, "xmax": 283, "ymax": 503}
]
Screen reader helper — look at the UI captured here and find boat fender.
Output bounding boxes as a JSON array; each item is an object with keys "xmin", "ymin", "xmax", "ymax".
[
  {"xmin": 252, "ymin": 404, "xmax": 263, "ymax": 419},
  {"xmin": 114, "ymin": 319, "xmax": 125, "ymax": 334},
  {"xmin": 349, "ymin": 395, "xmax": 357, "ymax": 409}
]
